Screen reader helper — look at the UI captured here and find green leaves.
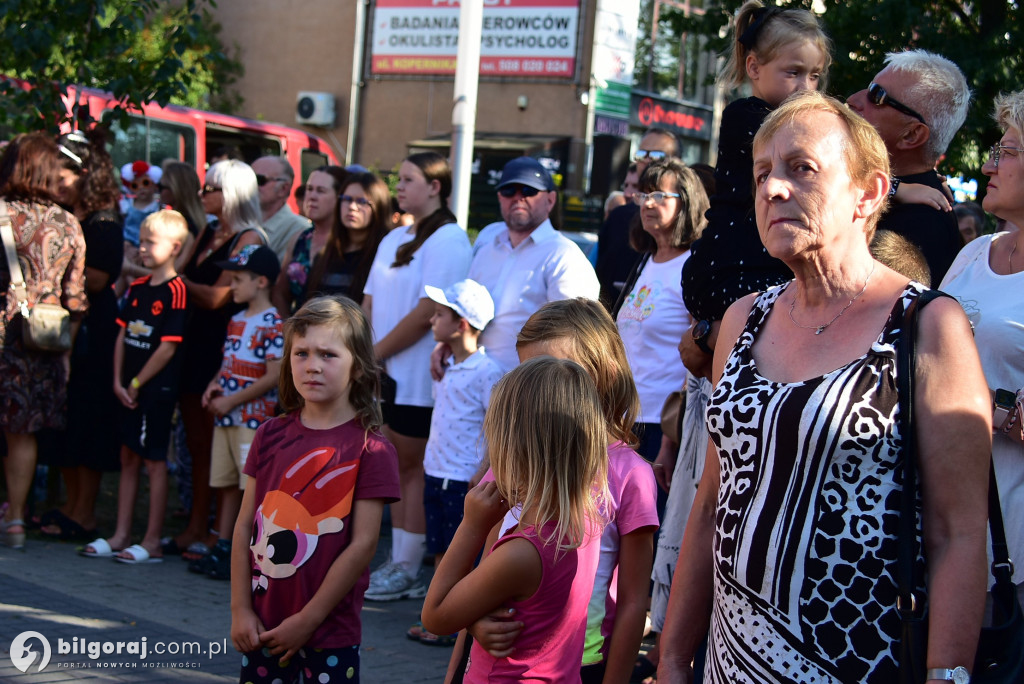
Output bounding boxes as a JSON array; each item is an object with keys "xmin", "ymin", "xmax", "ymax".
[
  {"xmin": 0, "ymin": 0, "xmax": 242, "ymax": 133},
  {"xmin": 638, "ymin": 0, "xmax": 1019, "ymax": 189}
]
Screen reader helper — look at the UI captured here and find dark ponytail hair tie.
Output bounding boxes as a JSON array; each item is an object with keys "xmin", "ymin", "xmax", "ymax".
[{"xmin": 738, "ymin": 6, "xmax": 784, "ymax": 50}]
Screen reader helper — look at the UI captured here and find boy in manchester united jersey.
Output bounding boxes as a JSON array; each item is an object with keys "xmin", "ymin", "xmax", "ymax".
[{"xmin": 80, "ymin": 210, "xmax": 190, "ymax": 564}]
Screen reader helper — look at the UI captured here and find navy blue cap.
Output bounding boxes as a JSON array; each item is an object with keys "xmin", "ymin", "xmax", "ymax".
[
  {"xmin": 496, "ymin": 157, "xmax": 554, "ymax": 192},
  {"xmin": 216, "ymin": 244, "xmax": 280, "ymax": 282}
]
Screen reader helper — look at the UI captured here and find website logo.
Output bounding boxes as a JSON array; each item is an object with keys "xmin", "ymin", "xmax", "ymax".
[{"xmin": 10, "ymin": 631, "xmax": 51, "ymax": 673}]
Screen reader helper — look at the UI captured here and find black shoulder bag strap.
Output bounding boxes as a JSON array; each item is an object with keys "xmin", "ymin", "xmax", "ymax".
[{"xmin": 611, "ymin": 252, "xmax": 651, "ymax": 319}]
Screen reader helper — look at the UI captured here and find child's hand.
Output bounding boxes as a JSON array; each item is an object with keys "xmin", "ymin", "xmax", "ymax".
[
  {"xmin": 114, "ymin": 382, "xmax": 136, "ymax": 409},
  {"xmin": 201, "ymin": 381, "xmax": 221, "ymax": 408},
  {"xmin": 430, "ymin": 342, "xmax": 452, "ymax": 381},
  {"xmin": 208, "ymin": 395, "xmax": 234, "ymax": 418},
  {"xmin": 893, "ymin": 181, "xmax": 951, "ymax": 212},
  {"xmin": 468, "ymin": 607, "xmax": 524, "ymax": 658},
  {"xmin": 230, "ymin": 607, "xmax": 265, "ymax": 654},
  {"xmin": 259, "ymin": 611, "xmax": 318, "ymax": 666},
  {"xmin": 463, "ymin": 481, "xmax": 509, "ymax": 534},
  {"xmin": 126, "ymin": 383, "xmax": 139, "ymax": 404}
]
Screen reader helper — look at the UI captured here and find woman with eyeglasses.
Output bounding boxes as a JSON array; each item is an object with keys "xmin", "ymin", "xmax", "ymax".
[
  {"xmin": 940, "ymin": 89, "xmax": 1024, "ymax": 613},
  {"xmin": 273, "ymin": 165, "xmax": 378, "ymax": 314},
  {"xmin": 614, "ymin": 158, "xmax": 708, "ymax": 476},
  {"xmin": 170, "ymin": 159, "xmax": 267, "ymax": 560},
  {"xmin": 33, "ymin": 129, "xmax": 124, "ymax": 543},
  {"xmin": 0, "ymin": 132, "xmax": 88, "ymax": 549}
]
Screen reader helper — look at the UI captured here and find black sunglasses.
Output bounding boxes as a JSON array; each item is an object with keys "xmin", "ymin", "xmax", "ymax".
[
  {"xmin": 256, "ymin": 174, "xmax": 286, "ymax": 187},
  {"xmin": 201, "ymin": 184, "xmax": 222, "ymax": 196},
  {"xmin": 498, "ymin": 184, "xmax": 541, "ymax": 198},
  {"xmin": 867, "ymin": 83, "xmax": 927, "ymax": 126}
]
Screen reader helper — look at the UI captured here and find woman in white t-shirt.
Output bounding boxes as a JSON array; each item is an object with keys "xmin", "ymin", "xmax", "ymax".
[
  {"xmin": 362, "ymin": 151, "xmax": 470, "ymax": 599},
  {"xmin": 616, "ymin": 159, "xmax": 709, "ymax": 472},
  {"xmin": 940, "ymin": 90, "xmax": 1024, "ymax": 606}
]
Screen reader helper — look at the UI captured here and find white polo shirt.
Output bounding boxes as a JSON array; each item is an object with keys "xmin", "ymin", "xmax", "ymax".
[
  {"xmin": 469, "ymin": 219, "xmax": 600, "ymax": 371},
  {"xmin": 423, "ymin": 347, "xmax": 505, "ymax": 482}
]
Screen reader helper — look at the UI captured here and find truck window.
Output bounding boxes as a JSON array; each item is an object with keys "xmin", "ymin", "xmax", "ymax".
[
  {"xmin": 205, "ymin": 123, "xmax": 281, "ymax": 166},
  {"xmin": 301, "ymin": 149, "xmax": 330, "ymax": 182},
  {"xmin": 106, "ymin": 114, "xmax": 196, "ymax": 170}
]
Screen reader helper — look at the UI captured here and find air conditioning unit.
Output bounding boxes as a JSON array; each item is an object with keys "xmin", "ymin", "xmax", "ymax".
[{"xmin": 296, "ymin": 92, "xmax": 335, "ymax": 126}]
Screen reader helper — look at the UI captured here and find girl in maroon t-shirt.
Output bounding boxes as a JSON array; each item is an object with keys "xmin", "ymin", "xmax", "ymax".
[{"xmin": 229, "ymin": 296, "xmax": 399, "ymax": 684}]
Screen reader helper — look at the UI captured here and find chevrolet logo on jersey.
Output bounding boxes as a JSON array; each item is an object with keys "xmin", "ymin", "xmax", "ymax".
[{"xmin": 126, "ymin": 319, "xmax": 154, "ymax": 338}]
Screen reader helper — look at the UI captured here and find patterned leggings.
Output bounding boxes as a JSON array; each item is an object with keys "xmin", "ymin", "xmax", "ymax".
[{"xmin": 240, "ymin": 645, "xmax": 359, "ymax": 684}]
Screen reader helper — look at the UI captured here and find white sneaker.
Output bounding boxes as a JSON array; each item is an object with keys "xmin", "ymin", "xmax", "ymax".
[
  {"xmin": 365, "ymin": 565, "xmax": 426, "ymax": 602},
  {"xmin": 368, "ymin": 561, "xmax": 404, "ymax": 592}
]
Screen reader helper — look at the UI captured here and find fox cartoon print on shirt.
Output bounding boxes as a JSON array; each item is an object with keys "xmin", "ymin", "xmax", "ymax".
[{"xmin": 250, "ymin": 447, "xmax": 359, "ymax": 589}]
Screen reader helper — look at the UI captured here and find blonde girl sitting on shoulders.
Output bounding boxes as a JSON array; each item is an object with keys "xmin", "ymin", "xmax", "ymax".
[{"xmin": 422, "ymin": 356, "xmax": 609, "ymax": 684}]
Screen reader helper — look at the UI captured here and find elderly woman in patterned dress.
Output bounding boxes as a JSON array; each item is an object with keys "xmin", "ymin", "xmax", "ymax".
[
  {"xmin": 0, "ymin": 132, "xmax": 88, "ymax": 549},
  {"xmin": 659, "ymin": 91, "xmax": 991, "ymax": 683}
]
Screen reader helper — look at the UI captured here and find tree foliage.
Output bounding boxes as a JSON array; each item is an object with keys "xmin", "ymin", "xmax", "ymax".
[
  {"xmin": 651, "ymin": 0, "xmax": 1020, "ymax": 180},
  {"xmin": 0, "ymin": 0, "xmax": 242, "ymax": 133}
]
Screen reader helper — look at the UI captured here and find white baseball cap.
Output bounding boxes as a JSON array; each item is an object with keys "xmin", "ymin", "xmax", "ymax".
[{"xmin": 424, "ymin": 279, "xmax": 495, "ymax": 331}]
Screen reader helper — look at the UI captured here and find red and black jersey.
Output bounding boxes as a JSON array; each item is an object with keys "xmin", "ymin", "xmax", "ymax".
[{"xmin": 116, "ymin": 275, "xmax": 189, "ymax": 392}]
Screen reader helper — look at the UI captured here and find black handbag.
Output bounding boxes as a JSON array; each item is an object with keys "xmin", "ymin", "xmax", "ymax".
[{"xmin": 896, "ymin": 289, "xmax": 1024, "ymax": 684}]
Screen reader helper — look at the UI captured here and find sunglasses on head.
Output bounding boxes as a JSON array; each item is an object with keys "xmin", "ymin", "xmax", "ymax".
[
  {"xmin": 256, "ymin": 174, "xmax": 285, "ymax": 187},
  {"xmin": 340, "ymin": 195, "xmax": 373, "ymax": 208},
  {"xmin": 498, "ymin": 184, "xmax": 541, "ymax": 198},
  {"xmin": 129, "ymin": 178, "xmax": 152, "ymax": 190},
  {"xmin": 634, "ymin": 149, "xmax": 668, "ymax": 162},
  {"xmin": 201, "ymin": 185, "xmax": 222, "ymax": 196},
  {"xmin": 867, "ymin": 83, "xmax": 928, "ymax": 126}
]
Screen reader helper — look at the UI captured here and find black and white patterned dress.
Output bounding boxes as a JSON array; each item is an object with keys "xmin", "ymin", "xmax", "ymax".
[{"xmin": 705, "ymin": 282, "xmax": 926, "ymax": 683}]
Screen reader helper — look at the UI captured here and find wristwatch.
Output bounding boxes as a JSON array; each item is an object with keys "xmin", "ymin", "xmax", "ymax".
[
  {"xmin": 692, "ymin": 319, "xmax": 713, "ymax": 355},
  {"xmin": 925, "ymin": 666, "xmax": 970, "ymax": 684},
  {"xmin": 995, "ymin": 388, "xmax": 1016, "ymax": 432}
]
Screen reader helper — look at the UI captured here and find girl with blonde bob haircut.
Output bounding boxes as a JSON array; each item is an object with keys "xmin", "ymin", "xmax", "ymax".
[{"xmin": 277, "ymin": 295, "xmax": 382, "ymax": 432}]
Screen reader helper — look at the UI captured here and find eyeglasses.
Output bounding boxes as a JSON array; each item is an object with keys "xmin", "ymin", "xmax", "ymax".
[
  {"xmin": 867, "ymin": 83, "xmax": 927, "ymax": 126},
  {"xmin": 256, "ymin": 174, "xmax": 287, "ymax": 187},
  {"xmin": 340, "ymin": 195, "xmax": 373, "ymax": 208},
  {"xmin": 633, "ymin": 191, "xmax": 681, "ymax": 206},
  {"xmin": 129, "ymin": 178, "xmax": 152, "ymax": 191},
  {"xmin": 988, "ymin": 144, "xmax": 1022, "ymax": 170},
  {"xmin": 634, "ymin": 149, "xmax": 668, "ymax": 162},
  {"xmin": 201, "ymin": 185, "xmax": 222, "ymax": 196},
  {"xmin": 498, "ymin": 184, "xmax": 541, "ymax": 199}
]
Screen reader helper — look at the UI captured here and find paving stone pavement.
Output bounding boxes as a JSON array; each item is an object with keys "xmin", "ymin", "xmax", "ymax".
[{"xmin": 0, "ymin": 536, "xmax": 450, "ymax": 683}]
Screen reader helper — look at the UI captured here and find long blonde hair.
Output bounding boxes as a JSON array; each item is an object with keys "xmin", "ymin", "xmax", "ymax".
[
  {"xmin": 278, "ymin": 295, "xmax": 382, "ymax": 431},
  {"xmin": 516, "ymin": 298, "xmax": 639, "ymax": 447},
  {"xmin": 485, "ymin": 357, "xmax": 608, "ymax": 550}
]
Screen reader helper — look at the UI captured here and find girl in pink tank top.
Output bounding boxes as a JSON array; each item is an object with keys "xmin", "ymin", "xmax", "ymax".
[{"xmin": 421, "ymin": 356, "xmax": 609, "ymax": 683}]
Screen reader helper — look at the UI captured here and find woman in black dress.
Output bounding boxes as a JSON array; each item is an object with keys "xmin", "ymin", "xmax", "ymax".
[
  {"xmin": 172, "ymin": 159, "xmax": 265, "ymax": 556},
  {"xmin": 37, "ymin": 129, "xmax": 125, "ymax": 541}
]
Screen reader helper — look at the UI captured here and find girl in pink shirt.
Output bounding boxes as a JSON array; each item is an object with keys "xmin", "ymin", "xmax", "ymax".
[{"xmin": 422, "ymin": 356, "xmax": 609, "ymax": 683}]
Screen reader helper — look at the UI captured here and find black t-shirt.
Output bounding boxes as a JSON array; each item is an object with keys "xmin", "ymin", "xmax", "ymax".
[
  {"xmin": 116, "ymin": 275, "xmax": 189, "ymax": 393},
  {"xmin": 596, "ymin": 203, "xmax": 642, "ymax": 308},
  {"xmin": 878, "ymin": 170, "xmax": 963, "ymax": 285},
  {"xmin": 683, "ymin": 97, "xmax": 792, "ymax": 322}
]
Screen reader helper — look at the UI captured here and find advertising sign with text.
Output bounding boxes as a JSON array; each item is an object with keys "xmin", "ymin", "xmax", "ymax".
[{"xmin": 371, "ymin": 0, "xmax": 580, "ymax": 77}]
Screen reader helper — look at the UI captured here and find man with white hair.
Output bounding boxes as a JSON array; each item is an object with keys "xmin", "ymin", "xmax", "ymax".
[
  {"xmin": 847, "ymin": 49, "xmax": 970, "ymax": 283},
  {"xmin": 250, "ymin": 155, "xmax": 310, "ymax": 262}
]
